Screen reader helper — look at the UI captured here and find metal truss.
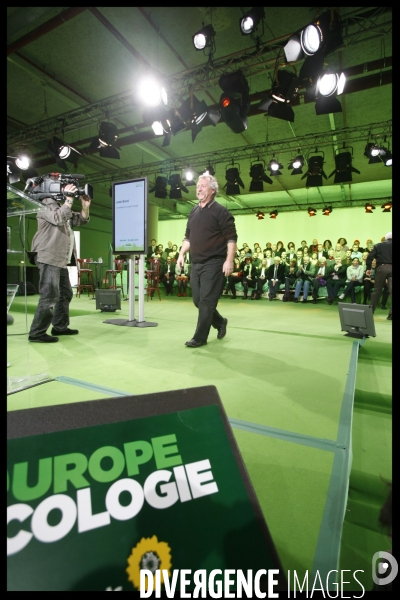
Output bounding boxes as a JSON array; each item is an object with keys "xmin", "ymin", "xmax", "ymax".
[
  {"xmin": 7, "ymin": 7, "xmax": 391, "ymax": 147},
  {"xmin": 84, "ymin": 120, "xmax": 392, "ymax": 185}
]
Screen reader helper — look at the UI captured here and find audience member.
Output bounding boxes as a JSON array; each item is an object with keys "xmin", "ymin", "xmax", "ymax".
[
  {"xmin": 255, "ymin": 258, "xmax": 268, "ymax": 300},
  {"xmin": 350, "ymin": 244, "xmax": 363, "ymax": 261},
  {"xmin": 362, "ymin": 258, "xmax": 376, "ymax": 304},
  {"xmin": 241, "ymin": 256, "xmax": 256, "ymax": 300},
  {"xmin": 287, "ymin": 242, "xmax": 296, "ymax": 261},
  {"xmin": 264, "ymin": 242, "xmax": 272, "ymax": 253},
  {"xmin": 175, "ymin": 261, "xmax": 190, "ymax": 297},
  {"xmin": 280, "ymin": 251, "xmax": 289, "ymax": 267},
  {"xmin": 169, "ymin": 244, "xmax": 180, "ymax": 261},
  {"xmin": 309, "ymin": 238, "xmax": 319, "ymax": 254},
  {"xmin": 297, "ymin": 240, "xmax": 308, "ymax": 251},
  {"xmin": 252, "ymin": 252, "xmax": 262, "ymax": 267},
  {"xmin": 338, "ymin": 257, "xmax": 364, "ymax": 303},
  {"xmin": 264, "ymin": 249, "xmax": 273, "ymax": 268},
  {"xmin": 338, "ymin": 237, "xmax": 349, "ymax": 251},
  {"xmin": 326, "ymin": 249, "xmax": 336, "ymax": 267},
  {"xmin": 283, "ymin": 259, "xmax": 298, "ymax": 301},
  {"xmin": 311, "ymin": 256, "xmax": 330, "ymax": 303},
  {"xmin": 323, "ymin": 239, "xmax": 333, "ymax": 253},
  {"xmin": 147, "ymin": 238, "xmax": 158, "ymax": 259},
  {"xmin": 302, "ymin": 246, "xmax": 310, "ymax": 260},
  {"xmin": 165, "ymin": 241, "xmax": 174, "ymax": 256},
  {"xmin": 160, "ymin": 256, "xmax": 176, "ymax": 296},
  {"xmin": 225, "ymin": 257, "xmax": 242, "ymax": 299},
  {"xmin": 326, "ymin": 257, "xmax": 347, "ymax": 304},
  {"xmin": 360, "ymin": 251, "xmax": 370, "ymax": 272},
  {"xmin": 293, "ymin": 256, "xmax": 315, "ymax": 303},
  {"xmin": 333, "ymin": 242, "xmax": 347, "ymax": 261},
  {"xmin": 366, "ymin": 232, "xmax": 392, "ymax": 319},
  {"xmin": 296, "ymin": 250, "xmax": 304, "ymax": 268},
  {"xmin": 276, "ymin": 241, "xmax": 286, "ymax": 255},
  {"xmin": 270, "ymin": 243, "xmax": 278, "ymax": 258},
  {"xmin": 310, "ymin": 251, "xmax": 318, "ymax": 267},
  {"xmin": 266, "ymin": 256, "xmax": 285, "ymax": 301},
  {"xmin": 353, "ymin": 238, "xmax": 364, "ymax": 252}
]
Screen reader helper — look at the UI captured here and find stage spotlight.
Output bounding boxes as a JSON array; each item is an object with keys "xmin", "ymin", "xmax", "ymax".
[
  {"xmin": 288, "ymin": 155, "xmax": 305, "ymax": 175},
  {"xmin": 239, "ymin": 7, "xmax": 265, "ymax": 36},
  {"xmin": 381, "ymin": 202, "xmax": 392, "ymax": 213},
  {"xmin": 193, "ymin": 24, "xmax": 215, "ymax": 50},
  {"xmin": 14, "ymin": 151, "xmax": 31, "ymax": 171},
  {"xmin": 322, "ymin": 206, "xmax": 332, "ymax": 216},
  {"xmin": 249, "ymin": 162, "xmax": 272, "ymax": 191},
  {"xmin": 258, "ymin": 70, "xmax": 298, "ymax": 122},
  {"xmin": 256, "ymin": 211, "xmax": 265, "ymax": 220},
  {"xmin": 47, "ymin": 136, "xmax": 81, "ymax": 169},
  {"xmin": 267, "ymin": 158, "xmax": 283, "ymax": 176},
  {"xmin": 219, "ymin": 70, "xmax": 250, "ymax": 134},
  {"xmin": 9, "ymin": 151, "xmax": 38, "ymax": 182},
  {"xmin": 365, "ymin": 202, "xmax": 375, "ymax": 213},
  {"xmin": 269, "ymin": 210, "xmax": 278, "ymax": 219},
  {"xmin": 382, "ymin": 150, "xmax": 392, "ymax": 166},
  {"xmin": 184, "ymin": 169, "xmax": 196, "ymax": 186},
  {"xmin": 149, "ymin": 176, "xmax": 168, "ymax": 199},
  {"xmin": 363, "ymin": 142, "xmax": 383, "ymax": 164},
  {"xmin": 138, "ymin": 75, "xmax": 167, "ymax": 107},
  {"xmin": 308, "ymin": 207, "xmax": 317, "ymax": 217},
  {"xmin": 302, "ymin": 153, "xmax": 327, "ymax": 187},
  {"xmin": 224, "ymin": 166, "xmax": 244, "ymax": 195},
  {"xmin": 328, "ymin": 150, "xmax": 360, "ymax": 184},
  {"xmin": 317, "ymin": 72, "xmax": 346, "ymax": 97},
  {"xmin": 288, "ymin": 9, "xmax": 343, "ymax": 62},
  {"xmin": 168, "ymin": 174, "xmax": 189, "ymax": 199},
  {"xmin": 201, "ymin": 163, "xmax": 215, "ymax": 176}
]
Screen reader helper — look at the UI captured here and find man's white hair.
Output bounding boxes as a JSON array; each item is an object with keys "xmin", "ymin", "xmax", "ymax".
[{"xmin": 198, "ymin": 173, "xmax": 219, "ymax": 195}]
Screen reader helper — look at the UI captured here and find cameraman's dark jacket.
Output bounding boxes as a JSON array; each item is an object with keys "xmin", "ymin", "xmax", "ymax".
[{"xmin": 30, "ymin": 197, "xmax": 89, "ymax": 268}]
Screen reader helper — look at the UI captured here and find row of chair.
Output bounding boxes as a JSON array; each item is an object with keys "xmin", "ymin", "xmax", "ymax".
[{"xmin": 76, "ymin": 259, "xmax": 124, "ymax": 298}]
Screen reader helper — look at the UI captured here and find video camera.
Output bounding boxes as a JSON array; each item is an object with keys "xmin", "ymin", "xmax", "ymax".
[{"xmin": 24, "ymin": 173, "xmax": 93, "ymax": 201}]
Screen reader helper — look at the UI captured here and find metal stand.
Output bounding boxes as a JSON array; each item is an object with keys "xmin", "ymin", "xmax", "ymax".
[{"xmin": 103, "ymin": 255, "xmax": 158, "ymax": 328}]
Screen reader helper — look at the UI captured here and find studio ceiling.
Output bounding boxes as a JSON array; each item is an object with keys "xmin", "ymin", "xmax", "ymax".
[{"xmin": 7, "ymin": 7, "xmax": 392, "ymax": 222}]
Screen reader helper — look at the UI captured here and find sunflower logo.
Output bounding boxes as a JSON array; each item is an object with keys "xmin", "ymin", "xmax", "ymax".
[{"xmin": 126, "ymin": 535, "xmax": 172, "ymax": 590}]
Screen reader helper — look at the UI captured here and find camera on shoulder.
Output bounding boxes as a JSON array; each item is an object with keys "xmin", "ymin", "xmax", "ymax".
[{"xmin": 24, "ymin": 173, "xmax": 93, "ymax": 201}]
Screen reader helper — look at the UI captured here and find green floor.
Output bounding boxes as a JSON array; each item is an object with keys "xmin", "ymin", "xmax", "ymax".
[{"xmin": 7, "ymin": 292, "xmax": 392, "ymax": 591}]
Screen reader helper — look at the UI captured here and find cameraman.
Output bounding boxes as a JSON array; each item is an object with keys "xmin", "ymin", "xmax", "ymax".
[{"xmin": 28, "ymin": 181, "xmax": 91, "ymax": 343}]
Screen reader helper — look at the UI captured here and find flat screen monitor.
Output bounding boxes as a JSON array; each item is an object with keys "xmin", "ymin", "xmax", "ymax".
[
  {"xmin": 95, "ymin": 289, "xmax": 121, "ymax": 312},
  {"xmin": 112, "ymin": 177, "xmax": 147, "ymax": 255},
  {"xmin": 338, "ymin": 302, "xmax": 376, "ymax": 339}
]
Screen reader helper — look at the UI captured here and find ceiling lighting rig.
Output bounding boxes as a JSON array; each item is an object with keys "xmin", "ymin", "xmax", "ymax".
[
  {"xmin": 249, "ymin": 161, "xmax": 272, "ymax": 192},
  {"xmin": 219, "ymin": 70, "xmax": 250, "ymax": 134},
  {"xmin": 224, "ymin": 162, "xmax": 245, "ymax": 195},
  {"xmin": 47, "ymin": 135, "xmax": 81, "ymax": 170},
  {"xmin": 328, "ymin": 147, "xmax": 360, "ymax": 184},
  {"xmin": 302, "ymin": 150, "xmax": 327, "ymax": 188}
]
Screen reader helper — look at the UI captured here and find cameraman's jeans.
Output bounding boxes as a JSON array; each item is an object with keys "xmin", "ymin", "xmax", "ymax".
[{"xmin": 29, "ymin": 261, "xmax": 73, "ymax": 337}]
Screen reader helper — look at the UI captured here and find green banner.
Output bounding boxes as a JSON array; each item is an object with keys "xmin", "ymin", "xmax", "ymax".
[{"xmin": 8, "ymin": 404, "xmax": 283, "ymax": 591}]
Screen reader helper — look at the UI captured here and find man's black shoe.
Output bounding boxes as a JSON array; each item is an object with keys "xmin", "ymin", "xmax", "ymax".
[
  {"xmin": 312, "ymin": 298, "xmax": 317, "ymax": 304},
  {"xmin": 387, "ymin": 314, "xmax": 392, "ymax": 320},
  {"xmin": 217, "ymin": 318, "xmax": 228, "ymax": 340},
  {"xmin": 283, "ymin": 295, "xmax": 289, "ymax": 302},
  {"xmin": 51, "ymin": 327, "xmax": 79, "ymax": 336},
  {"xmin": 29, "ymin": 334, "xmax": 59, "ymax": 343},
  {"xmin": 294, "ymin": 298, "xmax": 299, "ymax": 303},
  {"xmin": 185, "ymin": 339, "xmax": 207, "ymax": 348},
  {"xmin": 230, "ymin": 296, "xmax": 237, "ymax": 300}
]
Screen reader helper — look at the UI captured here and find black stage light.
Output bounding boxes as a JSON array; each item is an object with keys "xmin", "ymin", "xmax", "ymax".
[
  {"xmin": 269, "ymin": 210, "xmax": 278, "ymax": 219},
  {"xmin": 138, "ymin": 75, "xmax": 168, "ymax": 107},
  {"xmin": 381, "ymin": 202, "xmax": 392, "ymax": 213},
  {"xmin": 98, "ymin": 122, "xmax": 120, "ymax": 159},
  {"xmin": 328, "ymin": 150, "xmax": 360, "ymax": 184},
  {"xmin": 168, "ymin": 174, "xmax": 189, "ymax": 199},
  {"xmin": 267, "ymin": 158, "xmax": 284, "ymax": 176},
  {"xmin": 219, "ymin": 70, "xmax": 250, "ymax": 134},
  {"xmin": 149, "ymin": 176, "xmax": 168, "ymax": 199},
  {"xmin": 193, "ymin": 24, "xmax": 215, "ymax": 50},
  {"xmin": 363, "ymin": 142, "xmax": 383, "ymax": 164},
  {"xmin": 239, "ymin": 7, "xmax": 264, "ymax": 36},
  {"xmin": 365, "ymin": 202, "xmax": 375, "ymax": 213},
  {"xmin": 47, "ymin": 136, "xmax": 76, "ymax": 170},
  {"xmin": 288, "ymin": 155, "xmax": 305, "ymax": 175},
  {"xmin": 308, "ymin": 207, "xmax": 317, "ymax": 217},
  {"xmin": 249, "ymin": 162, "xmax": 272, "ymax": 191},
  {"xmin": 201, "ymin": 163, "xmax": 215, "ymax": 176},
  {"xmin": 322, "ymin": 206, "xmax": 332, "ymax": 216},
  {"xmin": 315, "ymin": 95, "xmax": 342, "ymax": 115},
  {"xmin": 288, "ymin": 9, "xmax": 343, "ymax": 65},
  {"xmin": 258, "ymin": 70, "xmax": 299, "ymax": 122},
  {"xmin": 256, "ymin": 211, "xmax": 265, "ymax": 220},
  {"xmin": 224, "ymin": 166, "xmax": 244, "ymax": 195},
  {"xmin": 302, "ymin": 154, "xmax": 327, "ymax": 187},
  {"xmin": 382, "ymin": 150, "xmax": 392, "ymax": 167}
]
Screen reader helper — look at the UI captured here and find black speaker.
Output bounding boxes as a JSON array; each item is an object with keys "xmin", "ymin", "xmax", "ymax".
[{"xmin": 18, "ymin": 281, "xmax": 36, "ymax": 296}]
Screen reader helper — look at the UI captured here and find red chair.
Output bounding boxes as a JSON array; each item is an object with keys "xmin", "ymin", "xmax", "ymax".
[
  {"xmin": 104, "ymin": 259, "xmax": 125, "ymax": 297},
  {"xmin": 76, "ymin": 259, "xmax": 95, "ymax": 298}
]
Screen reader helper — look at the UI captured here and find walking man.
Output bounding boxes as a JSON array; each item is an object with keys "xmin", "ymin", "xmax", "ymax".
[
  {"xmin": 177, "ymin": 174, "xmax": 237, "ymax": 347},
  {"xmin": 365, "ymin": 232, "xmax": 392, "ymax": 319}
]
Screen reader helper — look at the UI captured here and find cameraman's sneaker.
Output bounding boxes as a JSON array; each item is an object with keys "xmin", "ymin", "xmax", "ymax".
[{"xmin": 29, "ymin": 334, "xmax": 59, "ymax": 343}]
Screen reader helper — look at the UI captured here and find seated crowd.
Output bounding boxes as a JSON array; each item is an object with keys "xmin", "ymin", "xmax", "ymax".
[{"xmin": 146, "ymin": 236, "xmax": 389, "ymax": 307}]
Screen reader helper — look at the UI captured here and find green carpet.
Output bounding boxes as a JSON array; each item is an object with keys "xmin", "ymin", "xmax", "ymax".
[{"xmin": 7, "ymin": 292, "xmax": 392, "ymax": 590}]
